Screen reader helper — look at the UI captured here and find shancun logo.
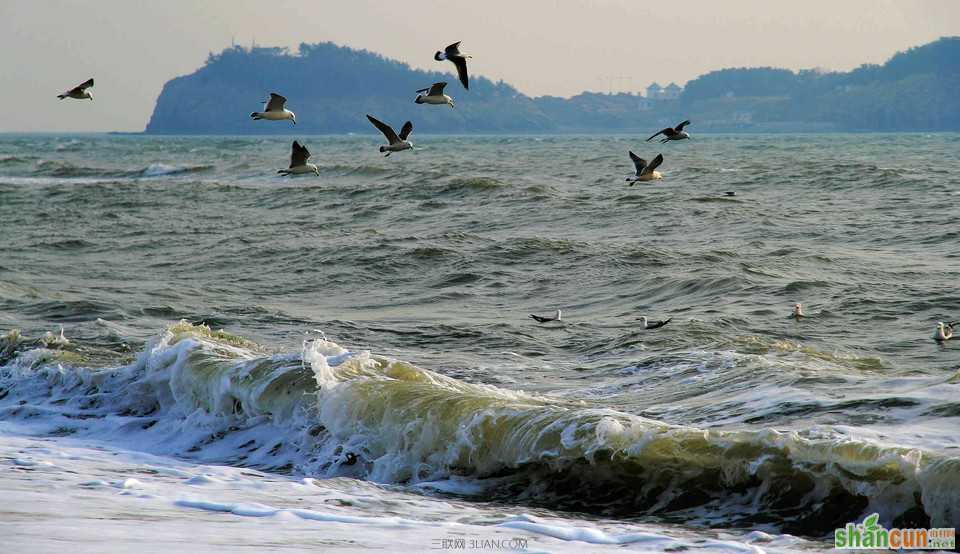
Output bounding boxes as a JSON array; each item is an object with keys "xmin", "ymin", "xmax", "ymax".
[{"xmin": 834, "ymin": 513, "xmax": 955, "ymax": 550}]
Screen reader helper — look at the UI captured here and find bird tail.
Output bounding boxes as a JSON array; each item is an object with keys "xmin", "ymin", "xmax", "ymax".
[
  {"xmin": 57, "ymin": 94, "xmax": 66, "ymax": 100},
  {"xmin": 277, "ymin": 170, "xmax": 290, "ymax": 176},
  {"xmin": 379, "ymin": 146, "xmax": 386, "ymax": 153},
  {"xmin": 250, "ymin": 112, "xmax": 261, "ymax": 120}
]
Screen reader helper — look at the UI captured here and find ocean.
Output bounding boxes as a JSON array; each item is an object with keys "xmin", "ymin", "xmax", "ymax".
[{"xmin": 1, "ymin": 133, "xmax": 958, "ymax": 553}]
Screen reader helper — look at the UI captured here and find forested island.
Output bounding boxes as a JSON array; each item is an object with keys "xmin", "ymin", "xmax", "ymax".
[{"xmin": 145, "ymin": 37, "xmax": 960, "ymax": 134}]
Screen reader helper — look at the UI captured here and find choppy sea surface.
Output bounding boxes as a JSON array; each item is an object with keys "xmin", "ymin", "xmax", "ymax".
[{"xmin": 1, "ymin": 133, "xmax": 959, "ymax": 553}]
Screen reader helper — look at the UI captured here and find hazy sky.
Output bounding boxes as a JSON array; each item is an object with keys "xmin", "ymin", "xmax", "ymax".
[{"xmin": 2, "ymin": 0, "xmax": 958, "ymax": 132}]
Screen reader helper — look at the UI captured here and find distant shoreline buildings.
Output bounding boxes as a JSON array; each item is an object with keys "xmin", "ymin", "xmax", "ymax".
[{"xmin": 645, "ymin": 82, "xmax": 683, "ymax": 100}]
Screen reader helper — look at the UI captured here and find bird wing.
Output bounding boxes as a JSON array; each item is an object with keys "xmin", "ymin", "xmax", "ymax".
[
  {"xmin": 646, "ymin": 129, "xmax": 667, "ymax": 142},
  {"xmin": 265, "ymin": 93, "xmax": 287, "ymax": 112},
  {"xmin": 366, "ymin": 114, "xmax": 400, "ymax": 144},
  {"xmin": 641, "ymin": 153, "xmax": 664, "ymax": 176},
  {"xmin": 445, "ymin": 42, "xmax": 462, "ymax": 56},
  {"xmin": 415, "ymin": 87, "xmax": 431, "ymax": 94},
  {"xmin": 450, "ymin": 56, "xmax": 469, "ymax": 89},
  {"xmin": 428, "ymin": 82, "xmax": 447, "ymax": 96},
  {"xmin": 290, "ymin": 140, "xmax": 310, "ymax": 167},
  {"xmin": 647, "ymin": 318, "xmax": 671, "ymax": 329},
  {"xmin": 629, "ymin": 151, "xmax": 646, "ymax": 174},
  {"xmin": 530, "ymin": 314, "xmax": 547, "ymax": 323},
  {"xmin": 72, "ymin": 78, "xmax": 94, "ymax": 93},
  {"xmin": 398, "ymin": 121, "xmax": 413, "ymax": 141},
  {"xmin": 675, "ymin": 120, "xmax": 691, "ymax": 132}
]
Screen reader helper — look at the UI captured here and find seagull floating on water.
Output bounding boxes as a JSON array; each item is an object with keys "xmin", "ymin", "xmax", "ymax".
[
  {"xmin": 434, "ymin": 41, "xmax": 471, "ymax": 90},
  {"xmin": 792, "ymin": 303, "xmax": 805, "ymax": 320},
  {"xmin": 58, "ymin": 78, "xmax": 94, "ymax": 100},
  {"xmin": 647, "ymin": 120, "xmax": 691, "ymax": 143},
  {"xmin": 933, "ymin": 321, "xmax": 955, "ymax": 342},
  {"xmin": 415, "ymin": 82, "xmax": 455, "ymax": 108},
  {"xmin": 251, "ymin": 93, "xmax": 296, "ymax": 125},
  {"xmin": 277, "ymin": 140, "xmax": 319, "ymax": 176},
  {"xmin": 530, "ymin": 310, "xmax": 561, "ymax": 323},
  {"xmin": 366, "ymin": 115, "xmax": 413, "ymax": 156},
  {"xmin": 638, "ymin": 316, "xmax": 671, "ymax": 330},
  {"xmin": 625, "ymin": 152, "xmax": 664, "ymax": 183}
]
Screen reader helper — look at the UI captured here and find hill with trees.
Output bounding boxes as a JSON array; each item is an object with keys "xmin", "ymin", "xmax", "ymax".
[{"xmin": 144, "ymin": 37, "xmax": 960, "ymax": 134}]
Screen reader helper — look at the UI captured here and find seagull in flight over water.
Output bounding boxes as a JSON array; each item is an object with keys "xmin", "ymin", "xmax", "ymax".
[
  {"xmin": 625, "ymin": 152, "xmax": 664, "ymax": 183},
  {"xmin": 647, "ymin": 120, "xmax": 691, "ymax": 143},
  {"xmin": 251, "ymin": 93, "xmax": 296, "ymax": 125},
  {"xmin": 530, "ymin": 310, "xmax": 562, "ymax": 323},
  {"xmin": 58, "ymin": 78, "xmax": 94, "ymax": 100},
  {"xmin": 277, "ymin": 140, "xmax": 319, "ymax": 176},
  {"xmin": 434, "ymin": 41, "xmax": 471, "ymax": 90},
  {"xmin": 366, "ymin": 115, "xmax": 414, "ymax": 156},
  {"xmin": 415, "ymin": 82, "xmax": 455, "ymax": 108}
]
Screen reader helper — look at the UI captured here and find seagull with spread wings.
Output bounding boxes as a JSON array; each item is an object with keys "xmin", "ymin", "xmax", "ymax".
[
  {"xmin": 277, "ymin": 141, "xmax": 319, "ymax": 176},
  {"xmin": 646, "ymin": 120, "xmax": 691, "ymax": 143},
  {"xmin": 434, "ymin": 42, "xmax": 471, "ymax": 90},
  {"xmin": 415, "ymin": 82, "xmax": 455, "ymax": 108},
  {"xmin": 251, "ymin": 93, "xmax": 296, "ymax": 124},
  {"xmin": 58, "ymin": 78, "xmax": 94, "ymax": 100},
  {"xmin": 625, "ymin": 152, "xmax": 664, "ymax": 183},
  {"xmin": 366, "ymin": 115, "xmax": 414, "ymax": 156}
]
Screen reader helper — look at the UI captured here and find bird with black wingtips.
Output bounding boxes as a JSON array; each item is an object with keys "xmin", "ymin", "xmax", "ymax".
[
  {"xmin": 58, "ymin": 78, "xmax": 94, "ymax": 100},
  {"xmin": 646, "ymin": 120, "xmax": 691, "ymax": 143},
  {"xmin": 625, "ymin": 151, "xmax": 664, "ymax": 183},
  {"xmin": 434, "ymin": 41, "xmax": 471, "ymax": 90},
  {"xmin": 251, "ymin": 93, "xmax": 296, "ymax": 124},
  {"xmin": 530, "ymin": 310, "xmax": 561, "ymax": 323},
  {"xmin": 415, "ymin": 82, "xmax": 455, "ymax": 108},
  {"xmin": 366, "ymin": 115, "xmax": 414, "ymax": 156},
  {"xmin": 277, "ymin": 140, "xmax": 319, "ymax": 176},
  {"xmin": 638, "ymin": 316, "xmax": 671, "ymax": 330},
  {"xmin": 933, "ymin": 321, "xmax": 955, "ymax": 342}
]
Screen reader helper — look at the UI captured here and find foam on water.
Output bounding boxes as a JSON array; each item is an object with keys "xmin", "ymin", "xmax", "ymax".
[{"xmin": 1, "ymin": 322, "xmax": 958, "ymax": 537}]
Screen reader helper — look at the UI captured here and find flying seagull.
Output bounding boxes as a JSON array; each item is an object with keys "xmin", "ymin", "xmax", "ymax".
[
  {"xmin": 415, "ymin": 82, "xmax": 455, "ymax": 108},
  {"xmin": 277, "ymin": 140, "xmax": 319, "ymax": 176},
  {"xmin": 638, "ymin": 316, "xmax": 671, "ymax": 330},
  {"xmin": 251, "ymin": 93, "xmax": 296, "ymax": 124},
  {"xmin": 933, "ymin": 321, "xmax": 955, "ymax": 342},
  {"xmin": 434, "ymin": 42, "xmax": 471, "ymax": 90},
  {"xmin": 646, "ymin": 120, "xmax": 691, "ymax": 143},
  {"xmin": 625, "ymin": 152, "xmax": 664, "ymax": 183},
  {"xmin": 58, "ymin": 78, "xmax": 94, "ymax": 100},
  {"xmin": 530, "ymin": 310, "xmax": 562, "ymax": 324},
  {"xmin": 366, "ymin": 115, "xmax": 413, "ymax": 156}
]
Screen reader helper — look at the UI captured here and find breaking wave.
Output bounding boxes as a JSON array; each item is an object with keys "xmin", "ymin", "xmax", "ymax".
[{"xmin": 1, "ymin": 322, "xmax": 958, "ymax": 535}]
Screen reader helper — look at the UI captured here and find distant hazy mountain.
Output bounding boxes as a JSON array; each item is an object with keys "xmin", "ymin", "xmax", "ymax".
[{"xmin": 145, "ymin": 37, "xmax": 960, "ymax": 134}]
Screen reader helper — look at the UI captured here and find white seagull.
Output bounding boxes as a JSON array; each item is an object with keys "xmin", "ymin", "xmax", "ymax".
[
  {"xmin": 530, "ymin": 310, "xmax": 561, "ymax": 323},
  {"xmin": 277, "ymin": 140, "xmax": 319, "ymax": 176},
  {"xmin": 434, "ymin": 41, "xmax": 471, "ymax": 90},
  {"xmin": 647, "ymin": 120, "xmax": 691, "ymax": 143},
  {"xmin": 792, "ymin": 303, "xmax": 805, "ymax": 320},
  {"xmin": 933, "ymin": 322, "xmax": 955, "ymax": 342},
  {"xmin": 251, "ymin": 93, "xmax": 296, "ymax": 125},
  {"xmin": 366, "ymin": 114, "xmax": 413, "ymax": 156},
  {"xmin": 638, "ymin": 316, "xmax": 671, "ymax": 330},
  {"xmin": 58, "ymin": 78, "xmax": 94, "ymax": 100},
  {"xmin": 415, "ymin": 82, "xmax": 455, "ymax": 108},
  {"xmin": 625, "ymin": 152, "xmax": 664, "ymax": 183}
]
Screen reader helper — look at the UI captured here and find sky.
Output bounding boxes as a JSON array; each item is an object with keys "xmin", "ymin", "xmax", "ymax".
[{"xmin": 2, "ymin": 0, "xmax": 958, "ymax": 132}]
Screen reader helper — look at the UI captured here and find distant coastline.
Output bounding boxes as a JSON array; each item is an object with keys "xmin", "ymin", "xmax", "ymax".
[{"xmin": 144, "ymin": 37, "xmax": 960, "ymax": 135}]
